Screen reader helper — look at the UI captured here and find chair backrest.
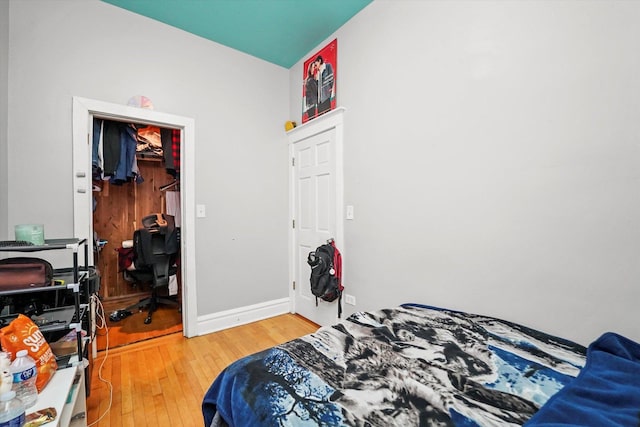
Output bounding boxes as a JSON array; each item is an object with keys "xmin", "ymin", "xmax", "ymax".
[
  {"xmin": 141, "ymin": 213, "xmax": 179, "ymax": 255},
  {"xmin": 133, "ymin": 214, "xmax": 179, "ymax": 287}
]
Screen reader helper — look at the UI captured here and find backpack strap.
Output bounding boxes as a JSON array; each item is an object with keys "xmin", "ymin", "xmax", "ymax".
[
  {"xmin": 330, "ymin": 241, "xmax": 343, "ymax": 318},
  {"xmin": 331, "ymin": 241, "xmax": 342, "ymax": 291}
]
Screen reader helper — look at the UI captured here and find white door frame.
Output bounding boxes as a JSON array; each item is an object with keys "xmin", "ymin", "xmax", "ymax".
[
  {"xmin": 288, "ymin": 107, "xmax": 345, "ymax": 317},
  {"xmin": 72, "ymin": 96, "xmax": 198, "ymax": 338}
]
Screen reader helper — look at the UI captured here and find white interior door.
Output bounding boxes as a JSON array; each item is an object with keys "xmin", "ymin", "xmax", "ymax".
[{"xmin": 289, "ymin": 108, "xmax": 345, "ymax": 327}]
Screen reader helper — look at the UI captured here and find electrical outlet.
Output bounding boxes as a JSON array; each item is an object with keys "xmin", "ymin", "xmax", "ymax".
[
  {"xmin": 346, "ymin": 205, "xmax": 354, "ymax": 220},
  {"xmin": 345, "ymin": 294, "xmax": 356, "ymax": 306}
]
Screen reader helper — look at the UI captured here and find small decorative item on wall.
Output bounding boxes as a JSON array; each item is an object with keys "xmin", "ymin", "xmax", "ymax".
[
  {"xmin": 302, "ymin": 39, "xmax": 337, "ymax": 124},
  {"xmin": 127, "ymin": 95, "xmax": 154, "ymax": 110}
]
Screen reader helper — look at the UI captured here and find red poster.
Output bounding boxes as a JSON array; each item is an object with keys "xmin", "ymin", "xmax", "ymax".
[{"xmin": 302, "ymin": 39, "xmax": 337, "ymax": 124}]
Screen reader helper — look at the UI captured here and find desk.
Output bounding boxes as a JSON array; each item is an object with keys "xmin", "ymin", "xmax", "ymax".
[{"xmin": 29, "ymin": 365, "xmax": 86, "ymax": 427}]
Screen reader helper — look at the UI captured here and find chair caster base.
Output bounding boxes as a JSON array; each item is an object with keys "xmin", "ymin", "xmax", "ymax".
[{"xmin": 144, "ymin": 316, "xmax": 152, "ymax": 324}]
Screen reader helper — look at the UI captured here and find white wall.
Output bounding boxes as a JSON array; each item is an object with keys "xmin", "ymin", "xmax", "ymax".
[
  {"xmin": 0, "ymin": 0, "xmax": 9, "ymax": 240},
  {"xmin": 290, "ymin": 0, "xmax": 640, "ymax": 345},
  {"xmin": 6, "ymin": 1, "xmax": 290, "ymax": 315}
]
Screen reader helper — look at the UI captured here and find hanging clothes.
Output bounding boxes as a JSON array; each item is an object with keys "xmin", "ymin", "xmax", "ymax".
[
  {"xmin": 93, "ymin": 120, "xmax": 180, "ymax": 186},
  {"xmin": 102, "ymin": 120, "xmax": 122, "ymax": 177},
  {"xmin": 165, "ymin": 191, "xmax": 181, "ymax": 227},
  {"xmin": 161, "ymin": 128, "xmax": 181, "ymax": 178},
  {"xmin": 92, "ymin": 118, "xmax": 103, "ymax": 179},
  {"xmin": 110, "ymin": 124, "xmax": 140, "ymax": 185},
  {"xmin": 172, "ymin": 129, "xmax": 181, "ymax": 179}
]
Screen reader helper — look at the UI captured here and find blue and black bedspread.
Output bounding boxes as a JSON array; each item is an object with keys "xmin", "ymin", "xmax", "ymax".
[{"xmin": 203, "ymin": 304, "xmax": 592, "ymax": 426}]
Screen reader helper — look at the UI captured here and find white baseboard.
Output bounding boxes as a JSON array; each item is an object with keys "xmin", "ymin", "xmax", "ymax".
[{"xmin": 196, "ymin": 297, "xmax": 291, "ymax": 336}]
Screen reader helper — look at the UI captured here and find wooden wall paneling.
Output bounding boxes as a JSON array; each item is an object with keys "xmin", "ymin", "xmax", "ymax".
[
  {"xmin": 136, "ymin": 159, "xmax": 167, "ymax": 224},
  {"xmin": 93, "ymin": 178, "xmax": 136, "ymax": 299},
  {"xmin": 93, "ymin": 157, "xmax": 174, "ymax": 301}
]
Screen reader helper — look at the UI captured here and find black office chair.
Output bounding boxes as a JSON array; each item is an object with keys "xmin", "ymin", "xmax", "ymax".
[{"xmin": 123, "ymin": 213, "xmax": 180, "ymax": 324}]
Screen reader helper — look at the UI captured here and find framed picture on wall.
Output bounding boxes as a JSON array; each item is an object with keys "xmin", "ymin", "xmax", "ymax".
[{"xmin": 302, "ymin": 39, "xmax": 337, "ymax": 124}]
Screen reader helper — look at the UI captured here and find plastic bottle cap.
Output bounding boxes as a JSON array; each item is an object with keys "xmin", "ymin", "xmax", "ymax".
[
  {"xmin": 16, "ymin": 350, "xmax": 27, "ymax": 358},
  {"xmin": 0, "ymin": 391, "xmax": 16, "ymax": 401}
]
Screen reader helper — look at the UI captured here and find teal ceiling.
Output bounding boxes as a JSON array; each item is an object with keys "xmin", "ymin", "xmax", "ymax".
[{"xmin": 102, "ymin": 0, "xmax": 372, "ymax": 68}]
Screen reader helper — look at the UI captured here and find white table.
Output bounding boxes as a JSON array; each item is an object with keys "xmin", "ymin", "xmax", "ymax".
[{"xmin": 29, "ymin": 365, "xmax": 86, "ymax": 427}]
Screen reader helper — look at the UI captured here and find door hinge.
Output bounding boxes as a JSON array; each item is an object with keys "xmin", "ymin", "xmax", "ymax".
[
  {"xmin": 292, "ymin": 281, "xmax": 296, "ymax": 290},
  {"xmin": 292, "ymin": 219, "xmax": 295, "ymax": 228},
  {"xmin": 292, "ymin": 157, "xmax": 295, "ymax": 166}
]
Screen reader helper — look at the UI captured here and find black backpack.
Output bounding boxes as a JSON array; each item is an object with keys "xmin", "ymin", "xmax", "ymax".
[{"xmin": 307, "ymin": 241, "xmax": 343, "ymax": 317}]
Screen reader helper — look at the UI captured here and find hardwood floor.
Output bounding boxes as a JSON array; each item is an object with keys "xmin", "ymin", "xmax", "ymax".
[
  {"xmin": 96, "ymin": 298, "xmax": 183, "ymax": 351},
  {"xmin": 86, "ymin": 314, "xmax": 319, "ymax": 426}
]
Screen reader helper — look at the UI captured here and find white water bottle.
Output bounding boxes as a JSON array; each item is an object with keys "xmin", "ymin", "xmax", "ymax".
[
  {"xmin": 0, "ymin": 353, "xmax": 11, "ymax": 396},
  {"xmin": 0, "ymin": 390, "xmax": 25, "ymax": 427},
  {"xmin": 9, "ymin": 350, "xmax": 37, "ymax": 409}
]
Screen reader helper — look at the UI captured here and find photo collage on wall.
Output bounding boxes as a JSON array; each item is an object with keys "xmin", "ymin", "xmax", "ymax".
[{"xmin": 302, "ymin": 39, "xmax": 337, "ymax": 124}]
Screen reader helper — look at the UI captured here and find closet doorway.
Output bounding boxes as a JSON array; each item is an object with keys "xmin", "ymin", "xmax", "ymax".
[{"xmin": 72, "ymin": 97, "xmax": 197, "ymax": 349}]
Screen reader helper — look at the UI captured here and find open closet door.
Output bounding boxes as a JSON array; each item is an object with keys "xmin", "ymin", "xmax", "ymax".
[{"xmin": 72, "ymin": 96, "xmax": 198, "ymax": 338}]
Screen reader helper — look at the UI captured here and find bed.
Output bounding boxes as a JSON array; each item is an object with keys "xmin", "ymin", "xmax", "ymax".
[{"xmin": 202, "ymin": 304, "xmax": 640, "ymax": 426}]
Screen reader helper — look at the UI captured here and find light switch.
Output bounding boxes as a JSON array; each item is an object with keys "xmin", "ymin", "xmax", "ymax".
[
  {"xmin": 346, "ymin": 205, "xmax": 354, "ymax": 220},
  {"xmin": 196, "ymin": 204, "xmax": 206, "ymax": 218}
]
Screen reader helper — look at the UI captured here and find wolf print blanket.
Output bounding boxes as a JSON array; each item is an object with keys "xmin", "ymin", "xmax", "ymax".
[{"xmin": 202, "ymin": 304, "xmax": 587, "ymax": 427}]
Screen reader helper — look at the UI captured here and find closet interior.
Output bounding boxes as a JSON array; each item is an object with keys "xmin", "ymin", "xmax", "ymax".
[{"xmin": 91, "ymin": 118, "xmax": 182, "ymax": 312}]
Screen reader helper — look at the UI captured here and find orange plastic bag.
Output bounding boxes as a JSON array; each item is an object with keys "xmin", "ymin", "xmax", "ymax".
[{"xmin": 0, "ymin": 314, "xmax": 57, "ymax": 392}]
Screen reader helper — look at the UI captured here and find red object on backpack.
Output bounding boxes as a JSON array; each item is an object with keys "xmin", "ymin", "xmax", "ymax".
[
  {"xmin": 330, "ymin": 240, "xmax": 343, "ymax": 293},
  {"xmin": 329, "ymin": 240, "xmax": 344, "ymax": 318}
]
